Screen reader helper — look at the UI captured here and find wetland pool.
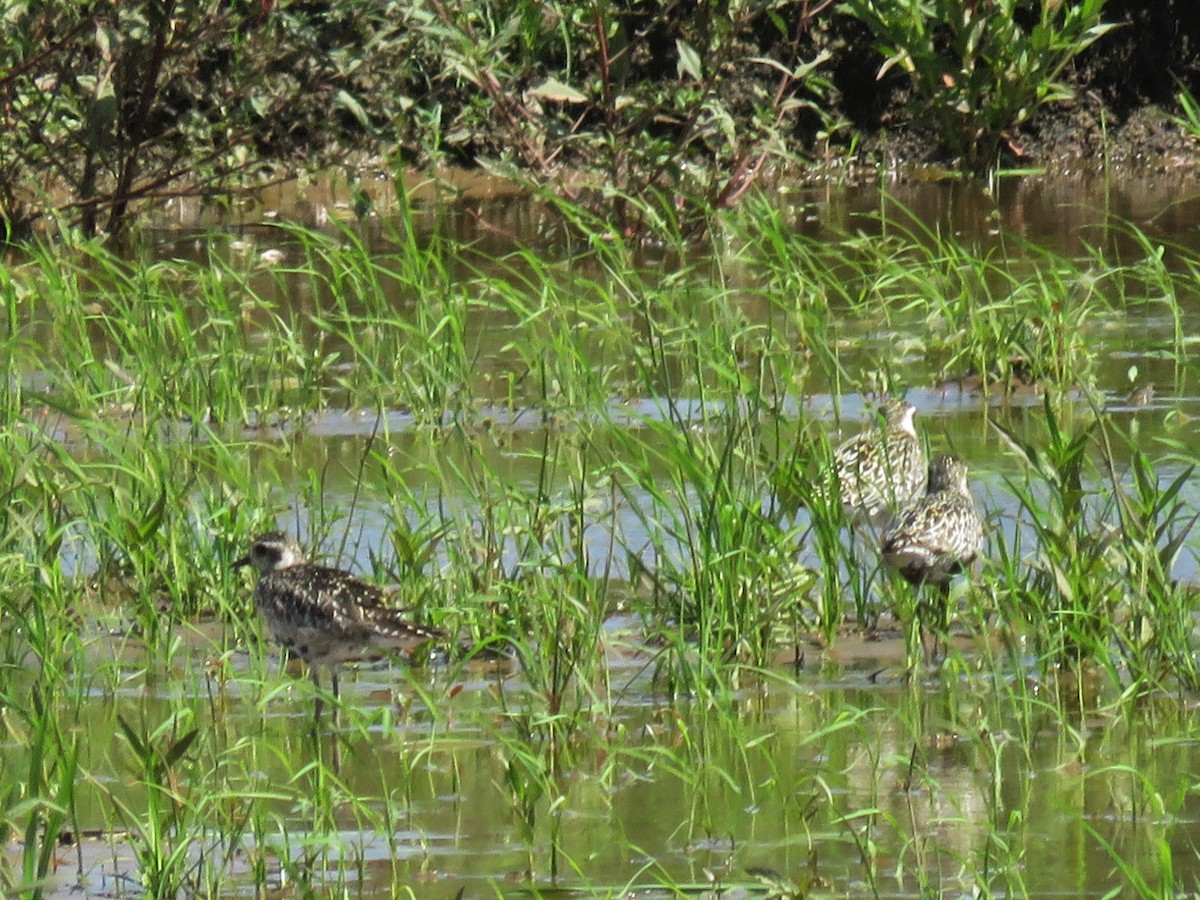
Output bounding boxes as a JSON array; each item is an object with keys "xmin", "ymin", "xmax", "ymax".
[{"xmin": 7, "ymin": 172, "xmax": 1200, "ymax": 897}]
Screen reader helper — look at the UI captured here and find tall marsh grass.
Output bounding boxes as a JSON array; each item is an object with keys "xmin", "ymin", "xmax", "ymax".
[{"xmin": 3, "ymin": 195, "xmax": 1200, "ymax": 894}]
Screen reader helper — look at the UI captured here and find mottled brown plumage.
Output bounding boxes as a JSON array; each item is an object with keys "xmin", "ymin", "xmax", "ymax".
[
  {"xmin": 234, "ymin": 531, "xmax": 442, "ymax": 711},
  {"xmin": 882, "ymin": 453, "xmax": 983, "ymax": 586},
  {"xmin": 824, "ymin": 397, "xmax": 928, "ymax": 525}
]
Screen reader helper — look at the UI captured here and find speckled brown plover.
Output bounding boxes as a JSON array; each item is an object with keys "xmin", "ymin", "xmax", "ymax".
[
  {"xmin": 882, "ymin": 453, "xmax": 983, "ymax": 586},
  {"xmin": 234, "ymin": 531, "xmax": 442, "ymax": 717},
  {"xmin": 882, "ymin": 453, "xmax": 984, "ymax": 646},
  {"xmin": 824, "ymin": 397, "xmax": 928, "ymax": 526}
]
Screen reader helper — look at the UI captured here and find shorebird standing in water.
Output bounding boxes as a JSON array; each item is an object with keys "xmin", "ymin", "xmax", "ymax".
[
  {"xmin": 882, "ymin": 453, "xmax": 984, "ymax": 651},
  {"xmin": 234, "ymin": 531, "xmax": 443, "ymax": 721},
  {"xmin": 822, "ymin": 397, "xmax": 928, "ymax": 528}
]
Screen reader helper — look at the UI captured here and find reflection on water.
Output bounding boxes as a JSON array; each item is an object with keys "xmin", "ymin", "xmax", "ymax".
[
  {"xmin": 147, "ymin": 168, "xmax": 1200, "ymax": 262},
  {"xmin": 10, "ymin": 633, "xmax": 1200, "ymax": 897}
]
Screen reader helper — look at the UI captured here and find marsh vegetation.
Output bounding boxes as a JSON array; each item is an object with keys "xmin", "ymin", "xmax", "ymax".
[
  {"xmin": 4, "ymin": 0, "xmax": 1199, "ymax": 240},
  {"xmin": 8, "ymin": 0, "xmax": 1200, "ymax": 893},
  {"xmin": 2, "ymin": 174, "xmax": 1200, "ymax": 896}
]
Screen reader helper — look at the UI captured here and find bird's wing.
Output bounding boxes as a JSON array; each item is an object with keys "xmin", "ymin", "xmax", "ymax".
[
  {"xmin": 303, "ymin": 567, "xmax": 442, "ymax": 640},
  {"xmin": 903, "ymin": 501, "xmax": 981, "ymax": 560}
]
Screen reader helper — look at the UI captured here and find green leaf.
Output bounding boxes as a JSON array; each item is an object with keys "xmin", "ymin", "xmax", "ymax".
[
  {"xmin": 136, "ymin": 487, "xmax": 168, "ymax": 543},
  {"xmin": 334, "ymin": 89, "xmax": 371, "ymax": 130},
  {"xmin": 526, "ymin": 78, "xmax": 587, "ymax": 104},
  {"xmin": 163, "ymin": 728, "xmax": 200, "ymax": 767},
  {"xmin": 676, "ymin": 39, "xmax": 702, "ymax": 81},
  {"xmin": 117, "ymin": 715, "xmax": 148, "ymax": 761}
]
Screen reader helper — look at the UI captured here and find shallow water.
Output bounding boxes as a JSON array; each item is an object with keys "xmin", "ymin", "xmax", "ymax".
[
  {"xmin": 11, "ymin": 623, "xmax": 1200, "ymax": 896},
  {"xmin": 9, "ymin": 172, "xmax": 1200, "ymax": 896}
]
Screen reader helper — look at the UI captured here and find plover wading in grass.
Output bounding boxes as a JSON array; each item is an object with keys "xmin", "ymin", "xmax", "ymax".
[
  {"xmin": 882, "ymin": 453, "xmax": 984, "ymax": 587},
  {"xmin": 233, "ymin": 531, "xmax": 442, "ymax": 717},
  {"xmin": 824, "ymin": 397, "xmax": 927, "ymax": 526},
  {"xmin": 882, "ymin": 453, "xmax": 984, "ymax": 652}
]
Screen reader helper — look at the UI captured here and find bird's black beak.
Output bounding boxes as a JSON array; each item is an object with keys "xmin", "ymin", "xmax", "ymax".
[{"xmin": 232, "ymin": 555, "xmax": 251, "ymax": 569}]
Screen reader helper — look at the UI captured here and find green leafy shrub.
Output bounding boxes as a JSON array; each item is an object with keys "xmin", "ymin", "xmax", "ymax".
[
  {"xmin": 0, "ymin": 0, "xmax": 424, "ymax": 236},
  {"xmin": 840, "ymin": 0, "xmax": 1115, "ymax": 170}
]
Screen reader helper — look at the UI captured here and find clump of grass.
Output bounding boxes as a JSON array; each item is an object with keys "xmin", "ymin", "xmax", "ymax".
[
  {"xmin": 617, "ymin": 420, "xmax": 815, "ymax": 684},
  {"xmin": 992, "ymin": 397, "xmax": 1199, "ymax": 690},
  {"xmin": 108, "ymin": 711, "xmax": 202, "ymax": 896},
  {"xmin": 611, "ymin": 397, "xmax": 814, "ymax": 686},
  {"xmin": 732, "ymin": 199, "xmax": 1183, "ymax": 404},
  {"xmin": 0, "ymin": 686, "xmax": 81, "ymax": 899},
  {"xmin": 1095, "ymin": 434, "xmax": 1199, "ymax": 689}
]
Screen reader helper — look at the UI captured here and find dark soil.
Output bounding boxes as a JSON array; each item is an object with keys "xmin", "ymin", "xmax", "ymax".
[
  {"xmin": 851, "ymin": 97, "xmax": 1200, "ymax": 180},
  {"xmin": 1027, "ymin": 100, "xmax": 1197, "ymax": 175}
]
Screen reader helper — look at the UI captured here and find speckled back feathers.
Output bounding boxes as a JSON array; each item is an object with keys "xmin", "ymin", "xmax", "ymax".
[
  {"xmin": 825, "ymin": 398, "xmax": 928, "ymax": 523},
  {"xmin": 881, "ymin": 454, "xmax": 983, "ymax": 586}
]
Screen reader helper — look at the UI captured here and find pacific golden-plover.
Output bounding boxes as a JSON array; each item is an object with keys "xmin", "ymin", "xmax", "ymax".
[
  {"xmin": 823, "ymin": 397, "xmax": 928, "ymax": 526},
  {"xmin": 882, "ymin": 453, "xmax": 984, "ymax": 654},
  {"xmin": 234, "ymin": 531, "xmax": 442, "ymax": 717},
  {"xmin": 882, "ymin": 453, "xmax": 984, "ymax": 587}
]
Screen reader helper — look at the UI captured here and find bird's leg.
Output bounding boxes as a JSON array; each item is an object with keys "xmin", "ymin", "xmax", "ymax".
[
  {"xmin": 304, "ymin": 666, "xmax": 343, "ymax": 771},
  {"xmin": 913, "ymin": 588, "xmax": 935, "ymax": 665},
  {"xmin": 329, "ymin": 669, "xmax": 343, "ymax": 732},
  {"xmin": 936, "ymin": 582, "xmax": 953, "ymax": 659},
  {"xmin": 845, "ymin": 523, "xmax": 875, "ymax": 629},
  {"xmin": 329, "ymin": 668, "xmax": 343, "ymax": 773},
  {"xmin": 885, "ymin": 566, "xmax": 922, "ymax": 663},
  {"xmin": 916, "ymin": 602, "xmax": 936, "ymax": 667},
  {"xmin": 919, "ymin": 583, "xmax": 951, "ymax": 663},
  {"xmin": 311, "ymin": 665, "xmax": 324, "ymax": 726}
]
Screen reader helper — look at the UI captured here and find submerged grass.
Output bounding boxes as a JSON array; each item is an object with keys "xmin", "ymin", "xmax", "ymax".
[{"xmin": 3, "ymin": 192, "xmax": 1200, "ymax": 894}]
